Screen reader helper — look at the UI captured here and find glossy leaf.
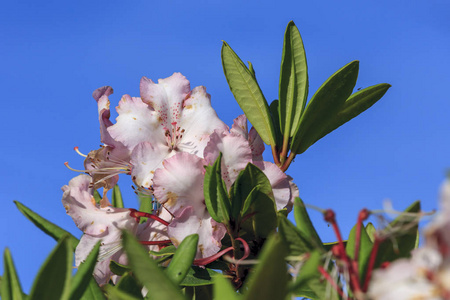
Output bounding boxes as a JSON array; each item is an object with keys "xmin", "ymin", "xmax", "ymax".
[
  {"xmin": 166, "ymin": 234, "xmax": 199, "ymax": 285},
  {"xmin": 104, "ymin": 285, "xmax": 141, "ymax": 300},
  {"xmin": 115, "ymin": 273, "xmax": 142, "ymax": 299},
  {"xmin": 241, "ymin": 189, "xmax": 277, "ymax": 238},
  {"xmin": 110, "ymin": 261, "xmax": 131, "ymax": 276},
  {"xmin": 230, "ymin": 163, "xmax": 274, "ymax": 220},
  {"xmin": 80, "ymin": 279, "xmax": 106, "ymax": 300},
  {"xmin": 221, "ymin": 41, "xmax": 276, "ymax": 146},
  {"xmin": 375, "ymin": 201, "xmax": 421, "ymax": 268},
  {"xmin": 279, "ymin": 20, "xmax": 308, "ymax": 137},
  {"xmin": 278, "ymin": 213, "xmax": 315, "ymax": 256},
  {"xmin": 121, "ymin": 231, "xmax": 186, "ymax": 300},
  {"xmin": 138, "ymin": 193, "xmax": 153, "ymax": 224},
  {"xmin": 204, "ymin": 153, "xmax": 231, "ymax": 224},
  {"xmin": 14, "ymin": 201, "xmax": 79, "ymax": 250},
  {"xmin": 269, "ymin": 100, "xmax": 283, "ymax": 147},
  {"xmin": 293, "ymin": 198, "xmax": 323, "ymax": 250},
  {"xmin": 309, "ymin": 83, "xmax": 391, "ymax": 151},
  {"xmin": 345, "ymin": 223, "xmax": 373, "ymax": 277},
  {"xmin": 111, "ymin": 185, "xmax": 124, "ymax": 208},
  {"xmin": 365, "ymin": 222, "xmax": 376, "ymax": 243},
  {"xmin": 291, "ymin": 61, "xmax": 359, "ymax": 154},
  {"xmin": 180, "ymin": 267, "xmax": 219, "ymax": 287},
  {"xmin": 28, "ymin": 236, "xmax": 73, "ymax": 300},
  {"xmin": 69, "ymin": 242, "xmax": 101, "ymax": 300},
  {"xmin": 243, "ymin": 234, "xmax": 288, "ymax": 300},
  {"xmin": 213, "ymin": 276, "xmax": 239, "ymax": 300},
  {"xmin": 2, "ymin": 248, "xmax": 24, "ymax": 300}
]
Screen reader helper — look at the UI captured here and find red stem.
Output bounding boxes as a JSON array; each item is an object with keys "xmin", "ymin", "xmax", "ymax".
[
  {"xmin": 362, "ymin": 237, "xmax": 382, "ymax": 292},
  {"xmin": 129, "ymin": 209, "xmax": 170, "ymax": 226},
  {"xmin": 140, "ymin": 240, "xmax": 172, "ymax": 245}
]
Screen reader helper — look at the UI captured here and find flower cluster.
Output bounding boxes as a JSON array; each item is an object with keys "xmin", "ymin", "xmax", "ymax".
[{"xmin": 63, "ymin": 73, "xmax": 298, "ymax": 285}]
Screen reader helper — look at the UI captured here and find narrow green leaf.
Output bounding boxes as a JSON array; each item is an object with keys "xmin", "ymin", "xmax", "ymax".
[
  {"xmin": 180, "ymin": 267, "xmax": 220, "ymax": 287},
  {"xmin": 166, "ymin": 234, "xmax": 199, "ymax": 285},
  {"xmin": 279, "ymin": 20, "xmax": 308, "ymax": 137},
  {"xmin": 291, "ymin": 61, "xmax": 360, "ymax": 154},
  {"xmin": 308, "ymin": 83, "xmax": 391, "ymax": 150},
  {"xmin": 105, "ymin": 285, "xmax": 142, "ymax": 300},
  {"xmin": 2, "ymin": 248, "xmax": 24, "ymax": 300},
  {"xmin": 293, "ymin": 198, "xmax": 324, "ymax": 250},
  {"xmin": 111, "ymin": 185, "xmax": 124, "ymax": 208},
  {"xmin": 375, "ymin": 201, "xmax": 421, "ymax": 268},
  {"xmin": 28, "ymin": 236, "xmax": 73, "ymax": 300},
  {"xmin": 80, "ymin": 279, "xmax": 106, "ymax": 300},
  {"xmin": 149, "ymin": 245, "xmax": 177, "ymax": 257},
  {"xmin": 204, "ymin": 153, "xmax": 231, "ymax": 224},
  {"xmin": 230, "ymin": 163, "xmax": 274, "ymax": 220},
  {"xmin": 110, "ymin": 261, "xmax": 131, "ymax": 276},
  {"xmin": 365, "ymin": 222, "xmax": 376, "ymax": 243},
  {"xmin": 115, "ymin": 273, "xmax": 142, "ymax": 298},
  {"xmin": 122, "ymin": 231, "xmax": 186, "ymax": 300},
  {"xmin": 221, "ymin": 41, "xmax": 276, "ymax": 146},
  {"xmin": 247, "ymin": 61, "xmax": 255, "ymax": 77},
  {"xmin": 138, "ymin": 193, "xmax": 153, "ymax": 224},
  {"xmin": 243, "ymin": 234, "xmax": 288, "ymax": 300},
  {"xmin": 269, "ymin": 100, "xmax": 283, "ymax": 147},
  {"xmin": 345, "ymin": 223, "xmax": 373, "ymax": 278},
  {"xmin": 14, "ymin": 201, "xmax": 79, "ymax": 250},
  {"xmin": 213, "ymin": 276, "xmax": 239, "ymax": 300},
  {"xmin": 69, "ymin": 242, "xmax": 101, "ymax": 300},
  {"xmin": 241, "ymin": 189, "xmax": 277, "ymax": 238},
  {"xmin": 278, "ymin": 214, "xmax": 314, "ymax": 256},
  {"xmin": 290, "ymin": 250, "xmax": 322, "ymax": 292}
]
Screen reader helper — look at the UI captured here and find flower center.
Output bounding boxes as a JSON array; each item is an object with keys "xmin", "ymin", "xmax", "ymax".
[{"xmin": 164, "ymin": 122, "xmax": 185, "ymax": 150}]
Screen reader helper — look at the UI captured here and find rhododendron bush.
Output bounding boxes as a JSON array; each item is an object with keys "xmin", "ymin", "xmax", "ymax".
[{"xmin": 2, "ymin": 21, "xmax": 449, "ymax": 300}]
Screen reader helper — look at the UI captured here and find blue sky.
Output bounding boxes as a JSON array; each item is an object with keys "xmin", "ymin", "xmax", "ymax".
[{"xmin": 1, "ymin": 0, "xmax": 449, "ymax": 292}]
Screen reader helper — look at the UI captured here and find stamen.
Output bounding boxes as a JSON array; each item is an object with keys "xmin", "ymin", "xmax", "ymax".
[
  {"xmin": 74, "ymin": 146, "xmax": 88, "ymax": 157},
  {"xmin": 140, "ymin": 240, "xmax": 172, "ymax": 246},
  {"xmin": 64, "ymin": 162, "xmax": 88, "ymax": 173},
  {"xmin": 129, "ymin": 209, "xmax": 170, "ymax": 226}
]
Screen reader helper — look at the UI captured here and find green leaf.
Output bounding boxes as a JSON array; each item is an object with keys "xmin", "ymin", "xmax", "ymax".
[
  {"xmin": 279, "ymin": 20, "xmax": 308, "ymax": 137},
  {"xmin": 278, "ymin": 214, "xmax": 314, "ymax": 256},
  {"xmin": 269, "ymin": 100, "xmax": 283, "ymax": 147},
  {"xmin": 110, "ymin": 261, "xmax": 131, "ymax": 276},
  {"xmin": 122, "ymin": 231, "xmax": 186, "ymax": 300},
  {"xmin": 111, "ymin": 185, "xmax": 124, "ymax": 208},
  {"xmin": 80, "ymin": 279, "xmax": 106, "ymax": 300},
  {"xmin": 291, "ymin": 60, "xmax": 360, "ymax": 154},
  {"xmin": 213, "ymin": 276, "xmax": 239, "ymax": 300},
  {"xmin": 166, "ymin": 234, "xmax": 199, "ymax": 285},
  {"xmin": 293, "ymin": 198, "xmax": 323, "ymax": 250},
  {"xmin": 204, "ymin": 153, "xmax": 231, "ymax": 224},
  {"xmin": 138, "ymin": 193, "xmax": 153, "ymax": 224},
  {"xmin": 28, "ymin": 236, "xmax": 73, "ymax": 300},
  {"xmin": 243, "ymin": 234, "xmax": 288, "ymax": 300},
  {"xmin": 375, "ymin": 201, "xmax": 421, "ymax": 268},
  {"xmin": 345, "ymin": 223, "xmax": 373, "ymax": 278},
  {"xmin": 365, "ymin": 222, "xmax": 376, "ymax": 243},
  {"xmin": 149, "ymin": 245, "xmax": 177, "ymax": 257},
  {"xmin": 14, "ymin": 201, "xmax": 79, "ymax": 250},
  {"xmin": 221, "ymin": 41, "xmax": 276, "ymax": 146},
  {"xmin": 115, "ymin": 273, "xmax": 142, "ymax": 299},
  {"xmin": 2, "ymin": 248, "xmax": 24, "ymax": 300},
  {"xmin": 241, "ymin": 189, "xmax": 277, "ymax": 238},
  {"xmin": 307, "ymin": 83, "xmax": 391, "ymax": 151},
  {"xmin": 69, "ymin": 242, "xmax": 101, "ymax": 300},
  {"xmin": 105, "ymin": 285, "xmax": 142, "ymax": 300},
  {"xmin": 290, "ymin": 250, "xmax": 321, "ymax": 293},
  {"xmin": 230, "ymin": 163, "xmax": 274, "ymax": 220},
  {"xmin": 180, "ymin": 267, "xmax": 220, "ymax": 287}
]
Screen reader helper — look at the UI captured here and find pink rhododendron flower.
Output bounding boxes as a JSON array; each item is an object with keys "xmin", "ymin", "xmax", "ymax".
[
  {"xmin": 152, "ymin": 152, "xmax": 227, "ymax": 259},
  {"xmin": 107, "ymin": 72, "xmax": 228, "ymax": 189},
  {"xmin": 62, "ymin": 174, "xmax": 169, "ymax": 285},
  {"xmin": 204, "ymin": 115, "xmax": 298, "ymax": 211}
]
